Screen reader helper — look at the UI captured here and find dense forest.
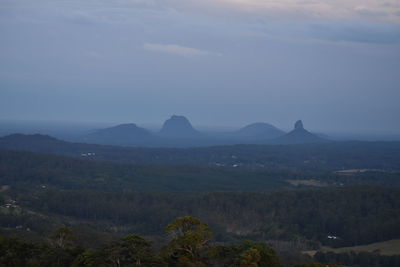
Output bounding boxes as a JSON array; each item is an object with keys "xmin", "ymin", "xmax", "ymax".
[
  {"xmin": 1, "ymin": 138, "xmax": 400, "ymax": 266},
  {"xmin": 1, "ymin": 147, "xmax": 400, "ymax": 193},
  {"xmin": 1, "ymin": 134, "xmax": 400, "ymax": 171},
  {"xmin": 2, "ymin": 184, "xmax": 400, "ymax": 247}
]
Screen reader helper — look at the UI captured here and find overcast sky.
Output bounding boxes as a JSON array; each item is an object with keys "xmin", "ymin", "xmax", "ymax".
[{"xmin": 1, "ymin": 0, "xmax": 399, "ymax": 134}]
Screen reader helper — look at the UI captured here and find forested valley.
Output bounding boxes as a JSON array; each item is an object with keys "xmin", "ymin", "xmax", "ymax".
[{"xmin": 1, "ymin": 138, "xmax": 400, "ymax": 266}]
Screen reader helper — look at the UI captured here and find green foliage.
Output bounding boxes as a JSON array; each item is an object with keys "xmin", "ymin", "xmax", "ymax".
[
  {"xmin": 0, "ymin": 237, "xmax": 41, "ymax": 266},
  {"xmin": 238, "ymin": 248, "xmax": 261, "ymax": 267},
  {"xmin": 295, "ymin": 263, "xmax": 343, "ymax": 267},
  {"xmin": 3, "ymin": 216, "xmax": 400, "ymax": 267},
  {"xmin": 0, "ymin": 217, "xmax": 282, "ymax": 266},
  {"xmin": 50, "ymin": 226, "xmax": 75, "ymax": 248},
  {"xmin": 210, "ymin": 240, "xmax": 282, "ymax": 267},
  {"xmin": 73, "ymin": 235, "xmax": 166, "ymax": 267},
  {"xmin": 1, "ymin": 145, "xmax": 400, "ymax": 266},
  {"xmin": 8, "ymin": 185, "xmax": 400, "ymax": 246},
  {"xmin": 0, "ymin": 235, "xmax": 83, "ymax": 267},
  {"xmin": 163, "ymin": 216, "xmax": 213, "ymax": 266},
  {"xmin": 237, "ymin": 241, "xmax": 282, "ymax": 267},
  {"xmin": 105, "ymin": 235, "xmax": 165, "ymax": 267},
  {"xmin": 73, "ymin": 249, "xmax": 106, "ymax": 267},
  {"xmin": 0, "ymin": 150, "xmax": 287, "ymax": 192}
]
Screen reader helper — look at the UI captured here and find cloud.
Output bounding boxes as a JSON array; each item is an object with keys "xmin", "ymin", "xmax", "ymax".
[
  {"xmin": 193, "ymin": 0, "xmax": 400, "ymax": 22},
  {"xmin": 143, "ymin": 43, "xmax": 216, "ymax": 56},
  {"xmin": 309, "ymin": 23, "xmax": 400, "ymax": 44}
]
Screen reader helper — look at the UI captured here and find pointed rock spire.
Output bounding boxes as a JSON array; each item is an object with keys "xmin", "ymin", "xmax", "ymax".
[
  {"xmin": 272, "ymin": 120, "xmax": 327, "ymax": 144},
  {"xmin": 294, "ymin": 120, "xmax": 304, "ymax": 130}
]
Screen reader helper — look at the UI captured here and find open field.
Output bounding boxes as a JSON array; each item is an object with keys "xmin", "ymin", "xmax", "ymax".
[
  {"xmin": 335, "ymin": 169, "xmax": 387, "ymax": 174},
  {"xmin": 305, "ymin": 239, "xmax": 400, "ymax": 256},
  {"xmin": 286, "ymin": 179, "xmax": 328, "ymax": 187}
]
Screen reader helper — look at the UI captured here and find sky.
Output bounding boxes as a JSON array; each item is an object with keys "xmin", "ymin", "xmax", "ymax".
[{"xmin": 0, "ymin": 0, "xmax": 400, "ymax": 134}]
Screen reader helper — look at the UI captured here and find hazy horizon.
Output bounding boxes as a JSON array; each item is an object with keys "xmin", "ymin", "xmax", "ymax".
[
  {"xmin": 1, "ymin": 117, "xmax": 400, "ymax": 141},
  {"xmin": 1, "ymin": 0, "xmax": 399, "ymax": 136}
]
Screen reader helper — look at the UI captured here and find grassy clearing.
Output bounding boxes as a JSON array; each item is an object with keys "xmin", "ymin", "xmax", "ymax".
[
  {"xmin": 286, "ymin": 179, "xmax": 328, "ymax": 187},
  {"xmin": 305, "ymin": 239, "xmax": 400, "ymax": 256}
]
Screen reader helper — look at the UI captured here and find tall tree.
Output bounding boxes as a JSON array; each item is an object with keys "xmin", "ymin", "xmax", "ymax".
[{"xmin": 163, "ymin": 216, "xmax": 213, "ymax": 266}]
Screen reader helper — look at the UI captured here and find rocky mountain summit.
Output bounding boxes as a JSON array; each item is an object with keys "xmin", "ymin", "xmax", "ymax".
[
  {"xmin": 158, "ymin": 115, "xmax": 202, "ymax": 138},
  {"xmin": 273, "ymin": 120, "xmax": 327, "ymax": 144}
]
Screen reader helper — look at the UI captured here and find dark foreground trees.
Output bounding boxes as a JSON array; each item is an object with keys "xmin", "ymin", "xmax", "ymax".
[
  {"xmin": 7, "ymin": 222, "xmax": 399, "ymax": 267},
  {"xmin": 0, "ymin": 235, "xmax": 84, "ymax": 267},
  {"xmin": 162, "ymin": 216, "xmax": 213, "ymax": 266},
  {"xmin": 73, "ymin": 234, "xmax": 165, "ymax": 267},
  {"xmin": 0, "ymin": 216, "xmax": 292, "ymax": 267}
]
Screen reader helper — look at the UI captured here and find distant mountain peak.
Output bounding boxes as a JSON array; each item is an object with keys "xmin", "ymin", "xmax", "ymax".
[
  {"xmin": 237, "ymin": 122, "xmax": 285, "ymax": 139},
  {"xmin": 110, "ymin": 123, "xmax": 140, "ymax": 130},
  {"xmin": 272, "ymin": 120, "xmax": 327, "ymax": 144},
  {"xmin": 84, "ymin": 123, "xmax": 154, "ymax": 146},
  {"xmin": 294, "ymin": 120, "xmax": 304, "ymax": 130},
  {"xmin": 92, "ymin": 123, "xmax": 150, "ymax": 135},
  {"xmin": 159, "ymin": 115, "xmax": 201, "ymax": 138},
  {"xmin": 169, "ymin": 115, "xmax": 191, "ymax": 123}
]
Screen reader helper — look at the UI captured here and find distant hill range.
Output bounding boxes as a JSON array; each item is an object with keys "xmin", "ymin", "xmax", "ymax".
[
  {"xmin": 272, "ymin": 120, "xmax": 327, "ymax": 144},
  {"xmin": 1, "ymin": 116, "xmax": 329, "ymax": 147}
]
